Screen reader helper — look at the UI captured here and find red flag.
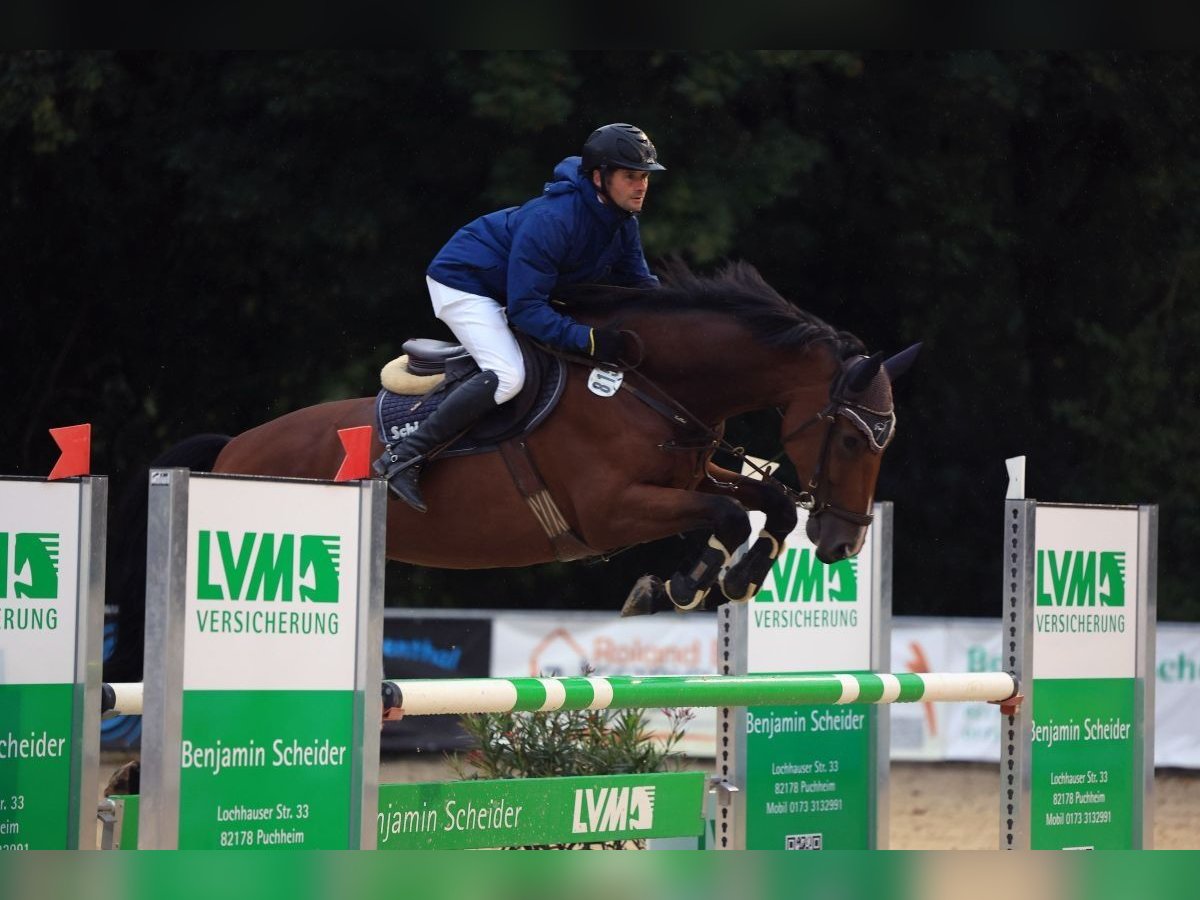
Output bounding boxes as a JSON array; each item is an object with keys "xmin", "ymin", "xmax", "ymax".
[
  {"xmin": 48, "ymin": 423, "xmax": 92, "ymax": 480},
  {"xmin": 334, "ymin": 426, "xmax": 373, "ymax": 482}
]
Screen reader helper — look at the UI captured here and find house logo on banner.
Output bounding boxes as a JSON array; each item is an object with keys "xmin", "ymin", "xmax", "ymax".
[
  {"xmin": 489, "ymin": 613, "xmax": 719, "ymax": 757},
  {"xmin": 525, "ymin": 626, "xmax": 710, "ymax": 677},
  {"xmin": 527, "ymin": 628, "xmax": 590, "ymax": 676}
]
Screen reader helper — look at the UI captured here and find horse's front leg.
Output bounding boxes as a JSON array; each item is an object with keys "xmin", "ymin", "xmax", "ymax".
[
  {"xmin": 595, "ymin": 484, "xmax": 751, "ymax": 617},
  {"xmin": 699, "ymin": 463, "xmax": 797, "ymax": 603}
]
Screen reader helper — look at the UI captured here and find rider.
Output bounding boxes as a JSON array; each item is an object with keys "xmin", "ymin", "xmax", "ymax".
[{"xmin": 376, "ymin": 123, "xmax": 667, "ymax": 511}]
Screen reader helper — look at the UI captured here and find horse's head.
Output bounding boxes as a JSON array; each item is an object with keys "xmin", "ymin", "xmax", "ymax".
[{"xmin": 781, "ymin": 344, "xmax": 920, "ymax": 564}]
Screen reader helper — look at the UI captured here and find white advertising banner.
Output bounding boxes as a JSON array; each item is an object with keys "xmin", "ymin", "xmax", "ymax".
[
  {"xmin": 1155, "ymin": 625, "xmax": 1200, "ymax": 769},
  {"xmin": 1031, "ymin": 506, "xmax": 1139, "ymax": 679},
  {"xmin": 744, "ymin": 510, "xmax": 875, "ymax": 672},
  {"xmin": 0, "ymin": 481, "xmax": 81, "ymax": 684},
  {"xmin": 182, "ymin": 477, "xmax": 363, "ymax": 690},
  {"xmin": 477, "ymin": 609, "xmax": 1198, "ymax": 768},
  {"xmin": 890, "ymin": 618, "xmax": 1199, "ymax": 769},
  {"xmin": 888, "ymin": 618, "xmax": 1003, "ymax": 762},
  {"xmin": 489, "ymin": 611, "xmax": 719, "ymax": 757}
]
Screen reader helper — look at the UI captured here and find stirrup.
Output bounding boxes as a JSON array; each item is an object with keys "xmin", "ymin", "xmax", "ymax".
[
  {"xmin": 373, "ymin": 447, "xmax": 428, "ymax": 511},
  {"xmin": 373, "ymin": 445, "xmax": 423, "ymax": 480}
]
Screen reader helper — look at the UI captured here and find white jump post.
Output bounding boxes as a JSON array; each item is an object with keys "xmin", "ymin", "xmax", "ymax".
[
  {"xmin": 715, "ymin": 501, "xmax": 892, "ymax": 850},
  {"xmin": 138, "ymin": 469, "xmax": 386, "ymax": 849},
  {"xmin": 1000, "ymin": 458, "xmax": 1157, "ymax": 849},
  {"xmin": 0, "ymin": 428, "xmax": 106, "ymax": 850}
]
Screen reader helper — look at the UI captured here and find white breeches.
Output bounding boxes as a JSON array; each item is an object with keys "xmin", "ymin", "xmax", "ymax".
[{"xmin": 427, "ymin": 277, "xmax": 525, "ymax": 404}]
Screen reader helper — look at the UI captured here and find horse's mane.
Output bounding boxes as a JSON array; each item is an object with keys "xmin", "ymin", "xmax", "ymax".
[{"xmin": 556, "ymin": 260, "xmax": 866, "ymax": 357}]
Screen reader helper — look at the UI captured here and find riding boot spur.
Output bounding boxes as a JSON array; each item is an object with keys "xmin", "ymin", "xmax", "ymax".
[{"xmin": 373, "ymin": 369, "xmax": 500, "ymax": 512}]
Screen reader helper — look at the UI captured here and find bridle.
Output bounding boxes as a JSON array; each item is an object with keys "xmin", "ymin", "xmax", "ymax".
[{"xmin": 765, "ymin": 359, "xmax": 896, "ymax": 527}]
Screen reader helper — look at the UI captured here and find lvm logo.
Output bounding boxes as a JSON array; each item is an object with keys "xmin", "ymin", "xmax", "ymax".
[
  {"xmin": 0, "ymin": 532, "xmax": 60, "ymax": 599},
  {"xmin": 1036, "ymin": 550, "xmax": 1126, "ymax": 607},
  {"xmin": 756, "ymin": 548, "xmax": 857, "ymax": 603},
  {"xmin": 571, "ymin": 785, "xmax": 655, "ymax": 834},
  {"xmin": 196, "ymin": 531, "xmax": 341, "ymax": 602}
]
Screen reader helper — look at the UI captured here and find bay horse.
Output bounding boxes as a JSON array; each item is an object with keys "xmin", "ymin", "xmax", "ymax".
[{"xmin": 209, "ymin": 262, "xmax": 915, "ymax": 616}]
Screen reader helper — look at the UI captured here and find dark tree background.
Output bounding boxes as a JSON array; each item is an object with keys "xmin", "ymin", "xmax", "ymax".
[{"xmin": 3, "ymin": 51, "xmax": 1198, "ymax": 619}]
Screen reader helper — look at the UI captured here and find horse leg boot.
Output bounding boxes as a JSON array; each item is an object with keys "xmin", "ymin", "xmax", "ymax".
[
  {"xmin": 665, "ymin": 501, "xmax": 751, "ymax": 612},
  {"xmin": 721, "ymin": 485, "xmax": 796, "ymax": 602},
  {"xmin": 373, "ymin": 369, "xmax": 499, "ymax": 512}
]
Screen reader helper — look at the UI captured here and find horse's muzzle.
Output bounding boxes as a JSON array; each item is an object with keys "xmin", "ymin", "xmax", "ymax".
[{"xmin": 806, "ymin": 515, "xmax": 866, "ymax": 564}]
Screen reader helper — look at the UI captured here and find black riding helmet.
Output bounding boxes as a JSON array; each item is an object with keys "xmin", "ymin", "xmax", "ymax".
[{"xmin": 581, "ymin": 123, "xmax": 667, "ymax": 176}]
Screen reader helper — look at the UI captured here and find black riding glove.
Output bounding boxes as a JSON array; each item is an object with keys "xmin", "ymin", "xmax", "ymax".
[{"xmin": 590, "ymin": 327, "xmax": 625, "ymax": 365}]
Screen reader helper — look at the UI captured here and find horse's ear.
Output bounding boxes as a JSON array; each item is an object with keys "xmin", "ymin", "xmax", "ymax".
[
  {"xmin": 883, "ymin": 342, "xmax": 923, "ymax": 382},
  {"xmin": 846, "ymin": 352, "xmax": 885, "ymax": 394}
]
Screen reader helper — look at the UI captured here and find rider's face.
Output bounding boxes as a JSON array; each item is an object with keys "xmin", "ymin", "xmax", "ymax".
[{"xmin": 594, "ymin": 168, "xmax": 651, "ymax": 213}]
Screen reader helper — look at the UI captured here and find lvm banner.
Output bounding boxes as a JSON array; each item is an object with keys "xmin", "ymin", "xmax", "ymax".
[
  {"xmin": 0, "ymin": 477, "xmax": 105, "ymax": 850},
  {"xmin": 991, "ymin": 501, "xmax": 1156, "ymax": 850},
  {"xmin": 140, "ymin": 472, "xmax": 384, "ymax": 850},
  {"xmin": 376, "ymin": 772, "xmax": 704, "ymax": 850}
]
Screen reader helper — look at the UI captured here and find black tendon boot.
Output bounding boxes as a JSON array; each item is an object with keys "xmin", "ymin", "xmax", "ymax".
[{"xmin": 373, "ymin": 369, "xmax": 500, "ymax": 512}]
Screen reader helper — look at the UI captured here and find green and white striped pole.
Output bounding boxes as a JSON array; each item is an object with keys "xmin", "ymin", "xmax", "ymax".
[
  {"xmin": 380, "ymin": 672, "xmax": 1018, "ymax": 717},
  {"xmin": 108, "ymin": 670, "xmax": 1020, "ymax": 718}
]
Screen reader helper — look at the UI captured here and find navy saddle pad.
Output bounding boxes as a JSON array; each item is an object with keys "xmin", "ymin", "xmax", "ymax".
[{"xmin": 375, "ymin": 339, "xmax": 567, "ymax": 457}]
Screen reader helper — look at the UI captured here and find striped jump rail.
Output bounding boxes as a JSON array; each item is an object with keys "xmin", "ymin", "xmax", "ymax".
[
  {"xmin": 101, "ymin": 682, "xmax": 144, "ymax": 717},
  {"xmin": 379, "ymin": 671, "xmax": 1020, "ymax": 717},
  {"xmin": 102, "ymin": 672, "xmax": 1022, "ymax": 720}
]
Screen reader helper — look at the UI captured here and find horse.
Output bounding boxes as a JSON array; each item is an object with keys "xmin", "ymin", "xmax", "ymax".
[{"xmin": 103, "ymin": 262, "xmax": 916, "ymax": 680}]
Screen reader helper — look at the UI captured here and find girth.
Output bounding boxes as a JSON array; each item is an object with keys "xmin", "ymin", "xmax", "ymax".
[{"xmin": 498, "ymin": 438, "xmax": 598, "ymax": 562}]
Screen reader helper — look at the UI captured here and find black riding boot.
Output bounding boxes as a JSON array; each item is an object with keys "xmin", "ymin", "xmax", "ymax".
[{"xmin": 373, "ymin": 369, "xmax": 500, "ymax": 512}]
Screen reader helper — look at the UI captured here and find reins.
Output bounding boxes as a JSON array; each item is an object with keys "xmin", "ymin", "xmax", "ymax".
[{"xmin": 535, "ymin": 336, "xmax": 825, "ymax": 510}]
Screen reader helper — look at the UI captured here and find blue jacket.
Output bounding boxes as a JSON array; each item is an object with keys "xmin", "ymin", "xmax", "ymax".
[{"xmin": 426, "ymin": 156, "xmax": 659, "ymax": 351}]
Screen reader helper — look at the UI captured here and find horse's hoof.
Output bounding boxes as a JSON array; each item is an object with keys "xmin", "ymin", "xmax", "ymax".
[
  {"xmin": 620, "ymin": 575, "xmax": 666, "ymax": 617},
  {"xmin": 719, "ymin": 573, "xmax": 756, "ymax": 603},
  {"xmin": 666, "ymin": 574, "xmax": 710, "ymax": 612}
]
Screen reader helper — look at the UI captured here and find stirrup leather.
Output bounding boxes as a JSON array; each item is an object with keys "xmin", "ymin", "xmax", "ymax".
[{"xmin": 373, "ymin": 445, "xmax": 424, "ymax": 481}]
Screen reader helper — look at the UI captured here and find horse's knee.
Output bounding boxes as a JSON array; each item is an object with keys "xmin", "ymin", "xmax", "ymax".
[
  {"xmin": 759, "ymin": 483, "xmax": 798, "ymax": 539},
  {"xmin": 711, "ymin": 497, "xmax": 752, "ymax": 553}
]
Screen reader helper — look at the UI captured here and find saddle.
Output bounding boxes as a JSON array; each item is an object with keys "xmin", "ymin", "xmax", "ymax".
[
  {"xmin": 375, "ymin": 334, "xmax": 594, "ymax": 562},
  {"xmin": 375, "ymin": 333, "xmax": 567, "ymax": 458}
]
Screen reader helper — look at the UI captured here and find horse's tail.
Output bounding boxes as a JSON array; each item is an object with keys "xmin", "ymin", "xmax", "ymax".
[{"xmin": 103, "ymin": 434, "xmax": 232, "ymax": 682}]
